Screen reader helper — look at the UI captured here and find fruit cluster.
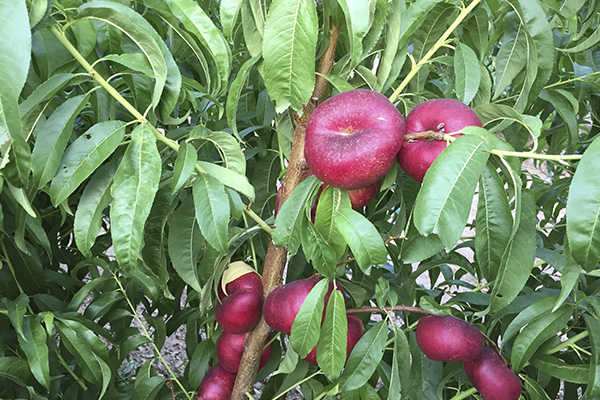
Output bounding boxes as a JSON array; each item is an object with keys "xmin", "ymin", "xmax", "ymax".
[
  {"xmin": 304, "ymin": 89, "xmax": 483, "ymax": 189},
  {"xmin": 195, "ymin": 262, "xmax": 272, "ymax": 400},
  {"xmin": 263, "ymin": 277, "xmax": 365, "ymax": 366},
  {"xmin": 416, "ymin": 315, "xmax": 522, "ymax": 400}
]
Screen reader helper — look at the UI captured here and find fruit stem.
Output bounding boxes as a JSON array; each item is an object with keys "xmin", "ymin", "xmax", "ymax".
[
  {"xmin": 345, "ymin": 305, "xmax": 429, "ymax": 315},
  {"xmin": 389, "ymin": 0, "xmax": 482, "ymax": 103},
  {"xmin": 490, "ymin": 148, "xmax": 583, "ymax": 162},
  {"xmin": 404, "ymin": 131, "xmax": 447, "ymax": 141},
  {"xmin": 49, "ymin": 23, "xmax": 274, "ymax": 233},
  {"xmin": 449, "ymin": 387, "xmax": 478, "ymax": 400},
  {"xmin": 545, "ymin": 330, "xmax": 589, "ymax": 356},
  {"xmin": 481, "ymin": 332, "xmax": 508, "ymax": 366}
]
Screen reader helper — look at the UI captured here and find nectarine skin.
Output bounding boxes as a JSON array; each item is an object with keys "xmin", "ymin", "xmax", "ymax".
[
  {"xmin": 194, "ymin": 364, "xmax": 236, "ymax": 400},
  {"xmin": 217, "ymin": 270, "xmax": 262, "ymax": 300},
  {"xmin": 464, "ymin": 347, "xmax": 522, "ymax": 400},
  {"xmin": 215, "ymin": 289, "xmax": 262, "ymax": 333},
  {"xmin": 263, "ymin": 277, "xmax": 345, "ymax": 335},
  {"xmin": 216, "ymin": 330, "xmax": 273, "ymax": 373},
  {"xmin": 347, "ymin": 181, "xmax": 379, "ymax": 210},
  {"xmin": 305, "ymin": 89, "xmax": 405, "ymax": 190},
  {"xmin": 397, "ymin": 98, "xmax": 482, "ymax": 182},
  {"xmin": 416, "ymin": 315, "xmax": 484, "ymax": 362},
  {"xmin": 304, "ymin": 314, "xmax": 365, "ymax": 365}
]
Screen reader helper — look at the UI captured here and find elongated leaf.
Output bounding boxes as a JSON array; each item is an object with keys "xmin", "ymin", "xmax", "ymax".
[
  {"xmin": 167, "ymin": 0, "xmax": 232, "ymax": 94},
  {"xmin": 335, "ymin": 207, "xmax": 387, "ymax": 273},
  {"xmin": 338, "ymin": 0, "xmax": 371, "ymax": 68},
  {"xmin": 50, "ymin": 121, "xmax": 125, "ymax": 205},
  {"xmin": 31, "ymin": 94, "xmax": 89, "ymax": 189},
  {"xmin": 414, "ymin": 133, "xmax": 493, "ymax": 249},
  {"xmin": 489, "ymin": 190, "xmax": 537, "ymax": 313},
  {"xmin": 493, "ymin": 11, "xmax": 528, "ymax": 99},
  {"xmin": 103, "ymin": 53, "xmax": 155, "ymax": 78},
  {"xmin": 262, "ymin": 0, "xmax": 318, "ymax": 112},
  {"xmin": 0, "ymin": 357, "xmax": 31, "ymax": 386},
  {"xmin": 301, "ymin": 219, "xmax": 337, "ymax": 279},
  {"xmin": 193, "ymin": 173, "xmax": 230, "ymax": 254},
  {"xmin": 55, "ymin": 318, "xmax": 111, "ymax": 397},
  {"xmin": 340, "ymin": 319, "xmax": 388, "ymax": 391},
  {"xmin": 168, "ymin": 196, "xmax": 204, "ymax": 293},
  {"xmin": 226, "ymin": 56, "xmax": 260, "ymax": 137},
  {"xmin": 132, "ymin": 361, "xmax": 166, "ymax": 400},
  {"xmin": 388, "ymin": 323, "xmax": 411, "ymax": 400},
  {"xmin": 501, "ymin": 296, "xmax": 558, "ymax": 346},
  {"xmin": 553, "ymin": 249, "xmax": 582, "ymax": 312},
  {"xmin": 291, "ymin": 278, "xmax": 328, "ymax": 358},
  {"xmin": 272, "ymin": 175, "xmax": 320, "ymax": 253},
  {"xmin": 475, "ymin": 163, "xmax": 513, "ymax": 280},
  {"xmin": 566, "ymin": 136, "xmax": 600, "ymax": 271},
  {"xmin": 110, "ymin": 124, "xmax": 162, "ymax": 269},
  {"xmin": 511, "ymin": 306, "xmax": 572, "ymax": 371},
  {"xmin": 220, "ymin": 0, "xmax": 244, "ymax": 39},
  {"xmin": 531, "ymin": 355, "xmax": 587, "ymax": 384},
  {"xmin": 454, "ymin": 43, "xmax": 480, "ymax": 105},
  {"xmin": 74, "ymin": 161, "xmax": 116, "ymax": 256},
  {"xmin": 539, "ymin": 89, "xmax": 578, "ymax": 145},
  {"xmin": 376, "ymin": 0, "xmax": 403, "ymax": 91},
  {"xmin": 196, "ymin": 161, "xmax": 255, "ymax": 201},
  {"xmin": 199, "ymin": 130, "xmax": 246, "ymax": 174},
  {"xmin": 78, "ymin": 2, "xmax": 167, "ymax": 110},
  {"xmin": 172, "ymin": 141, "xmax": 197, "ymax": 194},
  {"xmin": 584, "ymin": 314, "xmax": 600, "ymax": 399},
  {"xmin": 316, "ymin": 289, "xmax": 347, "ymax": 378},
  {"xmin": 314, "ymin": 187, "xmax": 347, "ymax": 259},
  {"xmin": 19, "ymin": 73, "xmax": 75, "ymax": 119},
  {"xmin": 19, "ymin": 315, "xmax": 50, "ymax": 390}
]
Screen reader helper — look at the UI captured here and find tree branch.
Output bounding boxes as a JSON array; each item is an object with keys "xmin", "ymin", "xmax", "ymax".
[{"xmin": 230, "ymin": 17, "xmax": 342, "ymax": 400}]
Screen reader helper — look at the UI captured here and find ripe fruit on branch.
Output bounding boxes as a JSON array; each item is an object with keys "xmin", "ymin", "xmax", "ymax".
[
  {"xmin": 215, "ymin": 262, "xmax": 263, "ymax": 334},
  {"xmin": 216, "ymin": 331, "xmax": 273, "ymax": 373},
  {"xmin": 347, "ymin": 181, "xmax": 379, "ymax": 210},
  {"xmin": 396, "ymin": 98, "xmax": 482, "ymax": 182},
  {"xmin": 415, "ymin": 314, "xmax": 484, "ymax": 362},
  {"xmin": 194, "ymin": 364, "xmax": 236, "ymax": 400},
  {"xmin": 305, "ymin": 89, "xmax": 405, "ymax": 190},
  {"xmin": 304, "ymin": 314, "xmax": 365, "ymax": 365},
  {"xmin": 464, "ymin": 347, "xmax": 522, "ymax": 400},
  {"xmin": 263, "ymin": 277, "xmax": 345, "ymax": 335}
]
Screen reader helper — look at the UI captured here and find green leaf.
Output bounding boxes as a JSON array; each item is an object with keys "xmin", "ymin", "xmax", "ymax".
[
  {"xmin": 492, "ymin": 11, "xmax": 528, "ymax": 99},
  {"xmin": 55, "ymin": 318, "xmax": 111, "ymax": 398},
  {"xmin": 0, "ymin": 357, "xmax": 31, "ymax": 386},
  {"xmin": 522, "ymin": 375, "xmax": 552, "ymax": 400},
  {"xmin": 376, "ymin": 0, "xmax": 404, "ymax": 92},
  {"xmin": 226, "ymin": 56, "xmax": 260, "ymax": 138},
  {"xmin": 340, "ymin": 319, "xmax": 388, "ymax": 391},
  {"xmin": 110, "ymin": 124, "xmax": 162, "ymax": 270},
  {"xmin": 566, "ymin": 136, "xmax": 600, "ymax": 271},
  {"xmin": 511, "ymin": 306, "xmax": 572, "ymax": 371},
  {"xmin": 168, "ymin": 195, "xmax": 204, "ymax": 293},
  {"xmin": 335, "ymin": 207, "xmax": 387, "ymax": 274},
  {"xmin": 337, "ymin": 0, "xmax": 372, "ymax": 68},
  {"xmin": 501, "ymin": 296, "xmax": 558, "ymax": 346},
  {"xmin": 77, "ymin": 2, "xmax": 168, "ymax": 111},
  {"xmin": 103, "ymin": 53, "xmax": 155, "ymax": 78},
  {"xmin": 19, "ymin": 315, "xmax": 50, "ymax": 390},
  {"xmin": 475, "ymin": 163, "xmax": 513, "ymax": 281},
  {"xmin": 197, "ymin": 161, "xmax": 255, "ymax": 201},
  {"xmin": 414, "ymin": 133, "xmax": 493, "ymax": 249},
  {"xmin": 474, "ymin": 103, "xmax": 541, "ymax": 138},
  {"xmin": 290, "ymin": 278, "xmax": 328, "ymax": 358},
  {"xmin": 198, "ymin": 130, "xmax": 246, "ymax": 175},
  {"xmin": 74, "ymin": 161, "xmax": 116, "ymax": 256},
  {"xmin": 262, "ymin": 0, "xmax": 318, "ymax": 112},
  {"xmin": 584, "ymin": 314, "xmax": 600, "ymax": 399},
  {"xmin": 553, "ymin": 249, "xmax": 582, "ymax": 312},
  {"xmin": 166, "ymin": 0, "xmax": 232, "ymax": 95},
  {"xmin": 301, "ymin": 219, "xmax": 337, "ymax": 279},
  {"xmin": 193, "ymin": 173, "xmax": 230, "ymax": 254},
  {"xmin": 132, "ymin": 360, "xmax": 166, "ymax": 400},
  {"xmin": 272, "ymin": 175, "xmax": 320, "ymax": 253},
  {"xmin": 31, "ymin": 94, "xmax": 89, "ymax": 189},
  {"xmin": 314, "ymin": 186, "xmax": 347, "ymax": 259},
  {"xmin": 489, "ymin": 190, "xmax": 537, "ymax": 313},
  {"xmin": 220, "ymin": 0, "xmax": 244, "ymax": 39},
  {"xmin": 531, "ymin": 355, "xmax": 588, "ymax": 384},
  {"xmin": 50, "ymin": 120, "xmax": 125, "ymax": 206},
  {"xmin": 316, "ymin": 289, "xmax": 347, "ymax": 378},
  {"xmin": 171, "ymin": 141, "xmax": 197, "ymax": 194},
  {"xmin": 539, "ymin": 89, "xmax": 579, "ymax": 145},
  {"xmin": 388, "ymin": 323, "xmax": 411, "ymax": 400},
  {"xmin": 454, "ymin": 43, "xmax": 480, "ymax": 105},
  {"xmin": 19, "ymin": 73, "xmax": 75, "ymax": 119}
]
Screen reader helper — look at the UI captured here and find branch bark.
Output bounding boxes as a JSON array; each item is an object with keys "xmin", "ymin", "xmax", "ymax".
[{"xmin": 229, "ymin": 18, "xmax": 342, "ymax": 400}]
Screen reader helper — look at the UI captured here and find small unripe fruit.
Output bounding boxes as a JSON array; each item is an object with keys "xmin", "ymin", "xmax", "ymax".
[
  {"xmin": 216, "ymin": 330, "xmax": 273, "ymax": 373},
  {"xmin": 194, "ymin": 364, "xmax": 236, "ymax": 400},
  {"xmin": 416, "ymin": 315, "xmax": 484, "ymax": 362},
  {"xmin": 263, "ymin": 277, "xmax": 345, "ymax": 335},
  {"xmin": 304, "ymin": 314, "xmax": 365, "ymax": 365},
  {"xmin": 347, "ymin": 181, "xmax": 379, "ymax": 210},
  {"xmin": 464, "ymin": 347, "xmax": 522, "ymax": 400}
]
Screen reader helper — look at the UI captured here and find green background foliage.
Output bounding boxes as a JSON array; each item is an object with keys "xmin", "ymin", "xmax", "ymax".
[{"xmin": 0, "ymin": 0, "xmax": 599, "ymax": 398}]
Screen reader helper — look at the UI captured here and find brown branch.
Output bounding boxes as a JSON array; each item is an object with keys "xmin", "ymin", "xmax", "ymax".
[{"xmin": 229, "ymin": 16, "xmax": 342, "ymax": 400}]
